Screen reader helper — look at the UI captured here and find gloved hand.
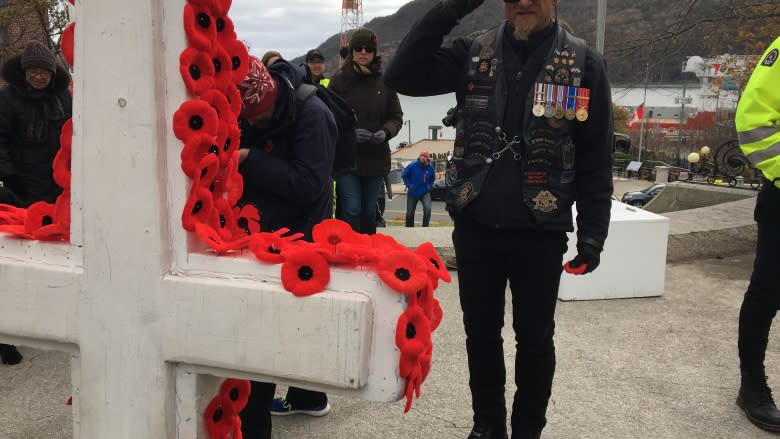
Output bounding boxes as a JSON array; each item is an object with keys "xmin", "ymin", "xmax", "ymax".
[
  {"xmin": 370, "ymin": 130, "xmax": 387, "ymax": 144},
  {"xmin": 563, "ymin": 243, "xmax": 601, "ymax": 275},
  {"xmin": 443, "ymin": 0, "xmax": 486, "ymax": 19},
  {"xmin": 356, "ymin": 128, "xmax": 373, "ymax": 143}
]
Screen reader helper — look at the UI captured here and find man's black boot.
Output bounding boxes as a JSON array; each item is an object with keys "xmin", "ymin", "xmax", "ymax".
[
  {"xmin": 0, "ymin": 344, "xmax": 23, "ymax": 365},
  {"xmin": 467, "ymin": 423, "xmax": 508, "ymax": 439},
  {"xmin": 737, "ymin": 369, "xmax": 780, "ymax": 432}
]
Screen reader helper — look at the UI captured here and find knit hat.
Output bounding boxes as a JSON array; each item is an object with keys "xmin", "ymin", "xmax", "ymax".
[
  {"xmin": 349, "ymin": 28, "xmax": 378, "ymax": 52},
  {"xmin": 237, "ymin": 57, "xmax": 278, "ymax": 120},
  {"xmin": 260, "ymin": 50, "xmax": 282, "ymax": 67},
  {"xmin": 305, "ymin": 49, "xmax": 325, "ymax": 63},
  {"xmin": 21, "ymin": 41, "xmax": 57, "ymax": 73}
]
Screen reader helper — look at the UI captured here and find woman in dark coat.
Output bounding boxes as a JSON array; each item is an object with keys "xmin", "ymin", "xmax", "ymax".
[
  {"xmin": 329, "ymin": 28, "xmax": 403, "ymax": 235},
  {"xmin": 0, "ymin": 41, "xmax": 72, "ymax": 366}
]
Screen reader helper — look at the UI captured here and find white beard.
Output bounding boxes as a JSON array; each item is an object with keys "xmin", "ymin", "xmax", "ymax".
[{"xmin": 512, "ymin": 15, "xmax": 535, "ymax": 41}]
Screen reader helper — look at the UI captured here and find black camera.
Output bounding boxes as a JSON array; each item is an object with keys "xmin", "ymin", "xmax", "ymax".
[{"xmin": 442, "ymin": 106, "xmax": 458, "ymax": 127}]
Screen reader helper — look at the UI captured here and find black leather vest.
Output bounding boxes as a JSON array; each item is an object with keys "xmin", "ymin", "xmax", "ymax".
[{"xmin": 446, "ymin": 24, "xmax": 587, "ymax": 227}]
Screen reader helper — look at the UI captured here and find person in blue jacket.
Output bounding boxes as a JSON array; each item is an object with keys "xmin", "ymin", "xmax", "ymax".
[
  {"xmin": 402, "ymin": 150, "xmax": 435, "ymax": 227},
  {"xmin": 236, "ymin": 56, "xmax": 336, "ymax": 439}
]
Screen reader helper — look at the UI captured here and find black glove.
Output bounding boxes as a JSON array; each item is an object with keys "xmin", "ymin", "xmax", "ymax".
[
  {"xmin": 443, "ymin": 0, "xmax": 486, "ymax": 19},
  {"xmin": 355, "ymin": 128, "xmax": 372, "ymax": 143},
  {"xmin": 563, "ymin": 243, "xmax": 601, "ymax": 275},
  {"xmin": 370, "ymin": 130, "xmax": 387, "ymax": 144}
]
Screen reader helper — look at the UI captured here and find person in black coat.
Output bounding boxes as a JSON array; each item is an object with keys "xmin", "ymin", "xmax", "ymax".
[
  {"xmin": 0, "ymin": 40, "xmax": 72, "ymax": 208},
  {"xmin": 235, "ymin": 57, "xmax": 336, "ymax": 439},
  {"xmin": 385, "ymin": 0, "xmax": 613, "ymax": 437},
  {"xmin": 0, "ymin": 40, "xmax": 72, "ymax": 366}
]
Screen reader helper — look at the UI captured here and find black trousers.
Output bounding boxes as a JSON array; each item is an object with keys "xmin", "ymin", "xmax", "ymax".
[
  {"xmin": 738, "ymin": 182, "xmax": 780, "ymax": 372},
  {"xmin": 453, "ymin": 217, "xmax": 567, "ymax": 438},
  {"xmin": 240, "ymin": 382, "xmax": 327, "ymax": 439}
]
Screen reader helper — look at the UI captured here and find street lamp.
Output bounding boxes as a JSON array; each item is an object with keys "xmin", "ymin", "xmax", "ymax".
[{"xmin": 404, "ymin": 119, "xmax": 411, "ymax": 145}]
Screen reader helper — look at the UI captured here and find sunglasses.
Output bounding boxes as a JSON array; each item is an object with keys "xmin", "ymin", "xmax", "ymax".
[{"xmin": 353, "ymin": 46, "xmax": 376, "ymax": 53}]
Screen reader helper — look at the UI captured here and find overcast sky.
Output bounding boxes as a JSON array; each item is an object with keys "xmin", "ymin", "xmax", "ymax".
[{"xmin": 229, "ymin": 0, "xmax": 409, "ymax": 60}]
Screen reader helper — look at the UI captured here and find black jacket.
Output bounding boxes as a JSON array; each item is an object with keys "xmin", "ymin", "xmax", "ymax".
[
  {"xmin": 385, "ymin": 3, "xmax": 613, "ymax": 250},
  {"xmin": 0, "ymin": 54, "xmax": 72, "ymax": 207},
  {"xmin": 238, "ymin": 60, "xmax": 336, "ymax": 240}
]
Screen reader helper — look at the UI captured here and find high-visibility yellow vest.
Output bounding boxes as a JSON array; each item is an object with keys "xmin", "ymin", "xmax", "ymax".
[
  {"xmin": 319, "ymin": 78, "xmax": 330, "ymax": 88},
  {"xmin": 735, "ymin": 35, "xmax": 780, "ymax": 187}
]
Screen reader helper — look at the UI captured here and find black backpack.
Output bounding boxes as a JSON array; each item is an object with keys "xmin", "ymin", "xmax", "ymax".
[{"xmin": 296, "ymin": 83, "xmax": 357, "ymax": 178}]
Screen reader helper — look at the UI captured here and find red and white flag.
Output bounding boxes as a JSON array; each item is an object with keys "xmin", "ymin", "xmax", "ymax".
[{"xmin": 629, "ymin": 103, "xmax": 644, "ymax": 129}]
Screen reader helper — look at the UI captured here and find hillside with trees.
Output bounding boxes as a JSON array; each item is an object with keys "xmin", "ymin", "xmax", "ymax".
[{"xmin": 300, "ymin": 0, "xmax": 780, "ymax": 87}]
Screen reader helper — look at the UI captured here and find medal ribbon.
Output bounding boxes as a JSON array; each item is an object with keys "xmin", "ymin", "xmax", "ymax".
[
  {"xmin": 556, "ymin": 85, "xmax": 564, "ymax": 111},
  {"xmin": 546, "ymin": 84, "xmax": 553, "ymax": 107},
  {"xmin": 535, "ymin": 82, "xmax": 544, "ymax": 106},
  {"xmin": 566, "ymin": 86, "xmax": 576, "ymax": 114}
]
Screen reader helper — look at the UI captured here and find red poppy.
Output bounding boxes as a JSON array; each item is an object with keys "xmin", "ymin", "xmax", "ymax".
[
  {"xmin": 179, "ymin": 47, "xmax": 216, "ymax": 96},
  {"xmin": 211, "ymin": 0, "xmax": 232, "ymax": 16},
  {"xmin": 0, "ymin": 208, "xmax": 25, "ymax": 226},
  {"xmin": 232, "ymin": 203, "xmax": 261, "ymax": 239},
  {"xmin": 195, "ymin": 222, "xmax": 249, "ymax": 255},
  {"xmin": 54, "ymin": 191, "xmax": 71, "ymax": 237},
  {"xmin": 214, "ymin": 14, "xmax": 237, "ymax": 46},
  {"xmin": 183, "ymin": 3, "xmax": 216, "ymax": 51},
  {"xmin": 211, "ymin": 44, "xmax": 233, "ymax": 93},
  {"xmin": 414, "ymin": 242, "xmax": 451, "ymax": 283},
  {"xmin": 407, "ymin": 279, "xmax": 434, "ymax": 320},
  {"xmin": 202, "ymin": 393, "xmax": 235, "ymax": 439},
  {"xmin": 181, "ymin": 133, "xmax": 220, "ymax": 179},
  {"xmin": 215, "ymin": 122, "xmax": 240, "ymax": 167},
  {"xmin": 200, "ymin": 89, "xmax": 234, "ymax": 124},
  {"xmin": 221, "ymin": 38, "xmax": 249, "ymax": 85},
  {"xmin": 23, "ymin": 201, "xmax": 57, "ymax": 236},
  {"xmin": 370, "ymin": 232, "xmax": 401, "ymax": 251},
  {"xmin": 219, "ymin": 378, "xmax": 250, "ymax": 413},
  {"xmin": 61, "ymin": 23, "xmax": 75, "ymax": 68},
  {"xmin": 378, "ymin": 250, "xmax": 429, "ymax": 295},
  {"xmin": 213, "ymin": 150, "xmax": 243, "ymax": 205},
  {"xmin": 182, "ymin": 187, "xmax": 214, "ymax": 231},
  {"xmin": 311, "ymin": 219, "xmax": 363, "ymax": 264},
  {"xmin": 192, "ymin": 153, "xmax": 221, "ymax": 194},
  {"xmin": 429, "ymin": 297, "xmax": 443, "ymax": 331},
  {"xmin": 281, "ymin": 246, "xmax": 330, "ymax": 297},
  {"xmin": 222, "ymin": 84, "xmax": 242, "ymax": 117},
  {"xmin": 247, "ymin": 229, "xmax": 305, "ymax": 264},
  {"xmin": 53, "ymin": 119, "xmax": 73, "ymax": 190},
  {"xmin": 173, "ymin": 99, "xmax": 219, "ymax": 142},
  {"xmin": 331, "ymin": 242, "xmax": 379, "ymax": 266},
  {"xmin": 395, "ymin": 305, "xmax": 432, "ymax": 359},
  {"xmin": 0, "ymin": 224, "xmax": 30, "ymax": 239},
  {"xmin": 209, "ymin": 197, "xmax": 236, "ymax": 241}
]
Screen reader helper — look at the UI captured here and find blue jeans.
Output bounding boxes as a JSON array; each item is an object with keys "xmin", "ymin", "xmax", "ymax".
[
  {"xmin": 405, "ymin": 192, "xmax": 432, "ymax": 227},
  {"xmin": 336, "ymin": 174, "xmax": 383, "ymax": 234}
]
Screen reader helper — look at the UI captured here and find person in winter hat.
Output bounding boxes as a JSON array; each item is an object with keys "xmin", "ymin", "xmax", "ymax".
[
  {"xmin": 236, "ymin": 56, "xmax": 337, "ymax": 438},
  {"xmin": 328, "ymin": 28, "xmax": 403, "ymax": 234},
  {"xmin": 0, "ymin": 40, "xmax": 72, "ymax": 366}
]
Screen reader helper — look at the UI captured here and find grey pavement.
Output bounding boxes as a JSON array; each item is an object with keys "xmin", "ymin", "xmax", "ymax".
[{"xmin": 2, "ymin": 177, "xmax": 777, "ymax": 438}]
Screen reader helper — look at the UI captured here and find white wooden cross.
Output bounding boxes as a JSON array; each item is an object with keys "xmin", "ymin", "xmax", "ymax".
[{"xmin": 0, "ymin": 1, "xmax": 405, "ymax": 437}]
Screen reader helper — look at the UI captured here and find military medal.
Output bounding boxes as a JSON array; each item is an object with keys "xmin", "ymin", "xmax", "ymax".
[
  {"xmin": 532, "ymin": 83, "xmax": 545, "ymax": 117},
  {"xmin": 576, "ymin": 87, "xmax": 590, "ymax": 122},
  {"xmin": 565, "ymin": 86, "xmax": 576, "ymax": 120},
  {"xmin": 553, "ymin": 85, "xmax": 565, "ymax": 119},
  {"xmin": 544, "ymin": 83, "xmax": 554, "ymax": 118}
]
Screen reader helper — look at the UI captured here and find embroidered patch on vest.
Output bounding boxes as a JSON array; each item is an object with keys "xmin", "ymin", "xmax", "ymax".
[
  {"xmin": 457, "ymin": 182, "xmax": 474, "ymax": 206},
  {"xmin": 532, "ymin": 190, "xmax": 558, "ymax": 213}
]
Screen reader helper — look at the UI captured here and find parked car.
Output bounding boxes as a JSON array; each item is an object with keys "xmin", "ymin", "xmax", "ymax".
[
  {"xmin": 430, "ymin": 178, "xmax": 446, "ymax": 201},
  {"xmin": 621, "ymin": 183, "xmax": 666, "ymax": 207}
]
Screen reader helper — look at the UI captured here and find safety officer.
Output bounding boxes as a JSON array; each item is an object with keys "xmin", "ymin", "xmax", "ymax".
[
  {"xmin": 734, "ymin": 34, "xmax": 780, "ymax": 433},
  {"xmin": 385, "ymin": 0, "xmax": 613, "ymax": 438}
]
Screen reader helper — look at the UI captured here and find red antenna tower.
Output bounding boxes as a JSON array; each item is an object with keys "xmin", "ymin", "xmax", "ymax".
[{"xmin": 340, "ymin": 0, "xmax": 363, "ymax": 48}]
